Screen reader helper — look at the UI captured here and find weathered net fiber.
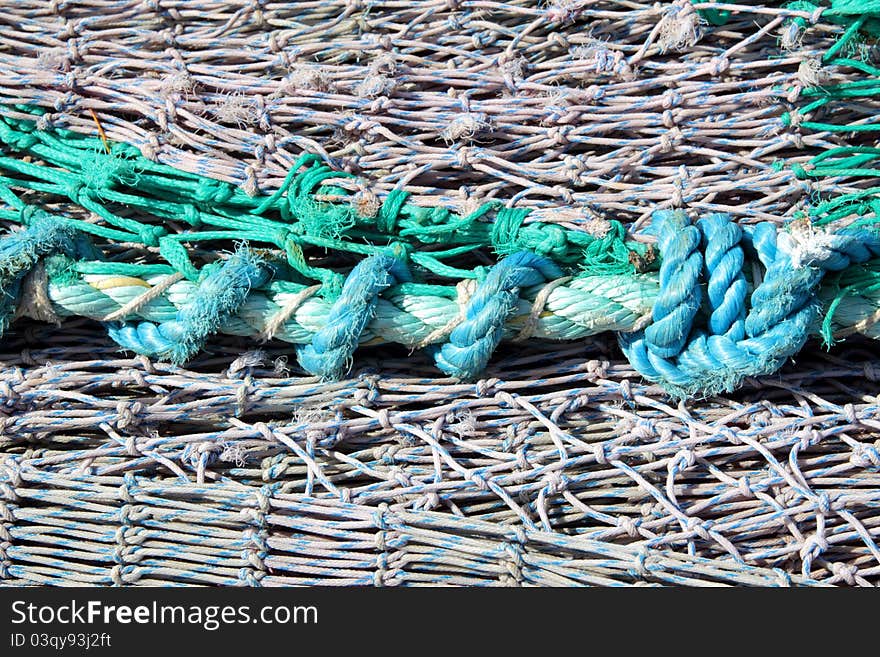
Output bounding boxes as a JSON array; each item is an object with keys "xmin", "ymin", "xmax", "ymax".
[
  {"xmin": 4, "ymin": 322, "xmax": 880, "ymax": 586},
  {"xmin": 2, "ymin": 0, "xmax": 880, "ymax": 586},
  {"xmin": 1, "ymin": 0, "xmax": 868, "ymax": 224}
]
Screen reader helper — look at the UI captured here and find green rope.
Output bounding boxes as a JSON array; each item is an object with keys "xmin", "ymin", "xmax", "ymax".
[{"xmin": 0, "ymin": 114, "xmax": 650, "ymax": 288}]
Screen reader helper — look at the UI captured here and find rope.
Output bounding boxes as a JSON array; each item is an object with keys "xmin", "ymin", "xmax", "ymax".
[
  {"xmin": 619, "ymin": 212, "xmax": 880, "ymax": 397},
  {"xmin": 431, "ymin": 252, "xmax": 563, "ymax": 379},
  {"xmin": 0, "ymin": 115, "xmax": 647, "ymax": 280},
  {"xmin": 107, "ymin": 248, "xmax": 270, "ymax": 364},
  {"xmin": 1, "ymin": 212, "xmax": 873, "ymax": 394},
  {"xmin": 297, "ymin": 254, "xmax": 411, "ymax": 380},
  {"xmin": 0, "ymin": 152, "xmax": 879, "ymax": 393},
  {"xmin": 43, "ymin": 248, "xmax": 659, "ymax": 357}
]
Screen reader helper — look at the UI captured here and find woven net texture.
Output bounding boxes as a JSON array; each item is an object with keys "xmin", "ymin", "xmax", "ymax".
[{"xmin": 1, "ymin": 0, "xmax": 880, "ymax": 586}]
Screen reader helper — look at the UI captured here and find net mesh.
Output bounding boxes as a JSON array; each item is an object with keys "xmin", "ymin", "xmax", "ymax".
[{"xmin": 2, "ymin": 0, "xmax": 880, "ymax": 586}]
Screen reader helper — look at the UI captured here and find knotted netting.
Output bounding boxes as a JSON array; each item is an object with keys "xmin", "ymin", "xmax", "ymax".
[{"xmin": 1, "ymin": 0, "xmax": 880, "ymax": 586}]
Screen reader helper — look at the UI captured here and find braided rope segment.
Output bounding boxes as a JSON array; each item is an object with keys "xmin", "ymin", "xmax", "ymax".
[
  {"xmin": 620, "ymin": 210, "xmax": 880, "ymax": 396},
  {"xmin": 107, "ymin": 248, "xmax": 271, "ymax": 365},
  {"xmin": 297, "ymin": 253, "xmax": 411, "ymax": 380},
  {"xmin": 432, "ymin": 252, "xmax": 563, "ymax": 379}
]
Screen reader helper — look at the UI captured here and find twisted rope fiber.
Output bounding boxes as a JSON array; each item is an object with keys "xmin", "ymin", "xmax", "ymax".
[
  {"xmin": 297, "ymin": 252, "xmax": 411, "ymax": 380},
  {"xmin": 621, "ymin": 210, "xmax": 880, "ymax": 395},
  {"xmin": 3, "ymin": 210, "xmax": 879, "ymax": 394},
  {"xmin": 432, "ymin": 251, "xmax": 564, "ymax": 379}
]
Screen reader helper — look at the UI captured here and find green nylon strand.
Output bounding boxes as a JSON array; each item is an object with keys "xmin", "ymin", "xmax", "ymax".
[{"xmin": 0, "ymin": 114, "xmax": 649, "ymax": 285}]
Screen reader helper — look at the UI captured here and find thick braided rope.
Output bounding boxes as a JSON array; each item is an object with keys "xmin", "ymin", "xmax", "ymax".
[
  {"xmin": 45, "ymin": 256, "xmax": 657, "ymax": 353},
  {"xmin": 620, "ymin": 211, "xmax": 880, "ymax": 396},
  {"xmin": 2, "ymin": 215, "xmax": 880, "ymax": 391}
]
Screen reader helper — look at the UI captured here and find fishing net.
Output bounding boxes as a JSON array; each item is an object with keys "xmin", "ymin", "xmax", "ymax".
[{"xmin": 1, "ymin": 0, "xmax": 880, "ymax": 586}]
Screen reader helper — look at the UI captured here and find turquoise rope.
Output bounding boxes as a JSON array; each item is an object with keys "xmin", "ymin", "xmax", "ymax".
[
  {"xmin": 432, "ymin": 252, "xmax": 563, "ymax": 379},
  {"xmin": 108, "ymin": 248, "xmax": 271, "ymax": 364},
  {"xmin": 620, "ymin": 212, "xmax": 880, "ymax": 397},
  {"xmin": 297, "ymin": 253, "xmax": 411, "ymax": 380}
]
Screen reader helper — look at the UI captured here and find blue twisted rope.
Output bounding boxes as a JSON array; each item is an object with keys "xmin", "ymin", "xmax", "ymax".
[
  {"xmin": 620, "ymin": 211, "xmax": 880, "ymax": 397},
  {"xmin": 433, "ymin": 251, "xmax": 563, "ymax": 379},
  {"xmin": 297, "ymin": 253, "xmax": 411, "ymax": 380},
  {"xmin": 700, "ymin": 213, "xmax": 747, "ymax": 340},
  {"xmin": 642, "ymin": 210, "xmax": 703, "ymax": 359},
  {"xmin": 108, "ymin": 248, "xmax": 270, "ymax": 364}
]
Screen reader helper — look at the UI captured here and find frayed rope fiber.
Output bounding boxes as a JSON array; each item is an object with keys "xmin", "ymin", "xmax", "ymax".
[
  {"xmin": 0, "ymin": 211, "xmax": 90, "ymax": 333},
  {"xmin": 9, "ymin": 0, "xmax": 880, "ymax": 589},
  {"xmin": 108, "ymin": 248, "xmax": 270, "ymax": 365}
]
